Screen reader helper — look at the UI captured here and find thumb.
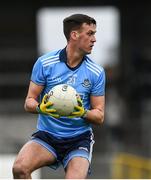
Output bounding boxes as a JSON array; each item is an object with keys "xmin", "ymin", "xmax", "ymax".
[{"xmin": 42, "ymin": 94, "xmax": 48, "ymax": 104}]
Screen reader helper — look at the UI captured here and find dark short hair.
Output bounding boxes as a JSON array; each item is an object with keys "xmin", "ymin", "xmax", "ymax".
[{"xmin": 63, "ymin": 14, "xmax": 96, "ymax": 41}]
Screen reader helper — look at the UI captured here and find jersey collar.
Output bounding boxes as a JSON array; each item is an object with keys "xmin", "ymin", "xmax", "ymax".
[{"xmin": 59, "ymin": 47, "xmax": 86, "ymax": 71}]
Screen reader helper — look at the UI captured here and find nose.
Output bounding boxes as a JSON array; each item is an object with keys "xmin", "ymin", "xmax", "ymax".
[{"xmin": 92, "ymin": 35, "xmax": 96, "ymax": 43}]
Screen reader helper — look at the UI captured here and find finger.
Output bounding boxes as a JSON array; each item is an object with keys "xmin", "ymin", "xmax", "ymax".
[
  {"xmin": 46, "ymin": 101, "xmax": 53, "ymax": 106},
  {"xmin": 74, "ymin": 106, "xmax": 81, "ymax": 110},
  {"xmin": 51, "ymin": 114, "xmax": 60, "ymax": 118},
  {"xmin": 54, "ymin": 115, "xmax": 60, "ymax": 118},
  {"xmin": 47, "ymin": 113, "xmax": 59, "ymax": 118},
  {"xmin": 46, "ymin": 108, "xmax": 56, "ymax": 113},
  {"xmin": 71, "ymin": 111, "xmax": 80, "ymax": 115},
  {"xmin": 43, "ymin": 94, "xmax": 48, "ymax": 103},
  {"xmin": 77, "ymin": 99, "xmax": 83, "ymax": 106},
  {"xmin": 68, "ymin": 115, "xmax": 76, "ymax": 118}
]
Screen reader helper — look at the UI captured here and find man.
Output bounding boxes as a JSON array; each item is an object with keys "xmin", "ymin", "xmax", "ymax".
[{"xmin": 12, "ymin": 13, "xmax": 105, "ymax": 179}]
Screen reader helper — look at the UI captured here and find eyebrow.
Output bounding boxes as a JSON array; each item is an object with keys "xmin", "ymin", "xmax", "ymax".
[{"xmin": 88, "ymin": 30, "xmax": 96, "ymax": 34}]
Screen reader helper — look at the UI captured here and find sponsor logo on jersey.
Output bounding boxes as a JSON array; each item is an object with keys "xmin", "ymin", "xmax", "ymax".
[{"xmin": 50, "ymin": 76, "xmax": 61, "ymax": 82}]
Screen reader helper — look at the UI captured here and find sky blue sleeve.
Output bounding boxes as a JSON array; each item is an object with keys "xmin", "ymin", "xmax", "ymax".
[
  {"xmin": 31, "ymin": 58, "xmax": 46, "ymax": 85},
  {"xmin": 91, "ymin": 68, "xmax": 106, "ymax": 96}
]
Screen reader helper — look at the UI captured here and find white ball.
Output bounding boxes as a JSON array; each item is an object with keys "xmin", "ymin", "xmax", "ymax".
[{"xmin": 48, "ymin": 84, "xmax": 78, "ymax": 116}]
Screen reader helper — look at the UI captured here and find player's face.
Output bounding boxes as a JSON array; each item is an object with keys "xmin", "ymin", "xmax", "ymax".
[{"xmin": 77, "ymin": 23, "xmax": 96, "ymax": 54}]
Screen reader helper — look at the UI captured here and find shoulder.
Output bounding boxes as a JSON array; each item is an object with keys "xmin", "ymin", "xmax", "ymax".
[
  {"xmin": 37, "ymin": 49, "xmax": 61, "ymax": 67},
  {"xmin": 84, "ymin": 56, "xmax": 105, "ymax": 77}
]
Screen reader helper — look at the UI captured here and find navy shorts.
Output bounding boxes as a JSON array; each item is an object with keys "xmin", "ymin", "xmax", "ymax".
[{"xmin": 30, "ymin": 130, "xmax": 95, "ymax": 170}]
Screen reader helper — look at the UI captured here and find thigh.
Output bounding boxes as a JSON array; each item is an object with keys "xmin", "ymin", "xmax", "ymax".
[
  {"xmin": 14, "ymin": 140, "xmax": 56, "ymax": 172},
  {"xmin": 65, "ymin": 157, "xmax": 89, "ymax": 179}
]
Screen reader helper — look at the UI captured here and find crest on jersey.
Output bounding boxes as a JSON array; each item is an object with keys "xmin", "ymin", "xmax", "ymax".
[{"xmin": 82, "ymin": 79, "xmax": 91, "ymax": 88}]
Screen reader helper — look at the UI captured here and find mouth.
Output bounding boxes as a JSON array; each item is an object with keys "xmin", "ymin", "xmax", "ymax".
[{"xmin": 89, "ymin": 45, "xmax": 94, "ymax": 49}]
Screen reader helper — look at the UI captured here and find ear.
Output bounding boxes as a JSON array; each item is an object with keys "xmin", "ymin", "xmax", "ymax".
[{"xmin": 71, "ymin": 31, "xmax": 79, "ymax": 40}]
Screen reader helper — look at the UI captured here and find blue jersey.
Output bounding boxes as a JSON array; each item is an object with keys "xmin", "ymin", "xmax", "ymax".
[{"xmin": 31, "ymin": 48, "xmax": 105, "ymax": 138}]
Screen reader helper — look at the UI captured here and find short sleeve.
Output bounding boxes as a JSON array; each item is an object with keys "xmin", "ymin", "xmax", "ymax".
[
  {"xmin": 31, "ymin": 58, "xmax": 46, "ymax": 85},
  {"xmin": 91, "ymin": 68, "xmax": 106, "ymax": 96}
]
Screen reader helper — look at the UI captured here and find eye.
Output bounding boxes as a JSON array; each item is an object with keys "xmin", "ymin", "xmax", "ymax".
[
  {"xmin": 87, "ymin": 31, "xmax": 95, "ymax": 36},
  {"xmin": 87, "ymin": 32, "xmax": 92, "ymax": 36}
]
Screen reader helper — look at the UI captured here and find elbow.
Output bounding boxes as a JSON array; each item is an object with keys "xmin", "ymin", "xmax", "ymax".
[
  {"xmin": 24, "ymin": 102, "xmax": 27, "ymax": 112},
  {"xmin": 24, "ymin": 101, "xmax": 29, "ymax": 112}
]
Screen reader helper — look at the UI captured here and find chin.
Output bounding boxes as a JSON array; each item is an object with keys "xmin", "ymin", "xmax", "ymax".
[
  {"xmin": 82, "ymin": 49, "xmax": 92, "ymax": 55},
  {"xmin": 86, "ymin": 51, "xmax": 92, "ymax": 54}
]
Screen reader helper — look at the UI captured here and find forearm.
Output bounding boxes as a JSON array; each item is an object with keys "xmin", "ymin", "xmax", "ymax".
[
  {"xmin": 85, "ymin": 109, "xmax": 104, "ymax": 125},
  {"xmin": 24, "ymin": 97, "xmax": 39, "ymax": 113}
]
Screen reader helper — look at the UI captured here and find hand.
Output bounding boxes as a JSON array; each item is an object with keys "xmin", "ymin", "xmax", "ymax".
[
  {"xmin": 36, "ymin": 94, "xmax": 60, "ymax": 118},
  {"xmin": 68, "ymin": 96, "xmax": 87, "ymax": 118}
]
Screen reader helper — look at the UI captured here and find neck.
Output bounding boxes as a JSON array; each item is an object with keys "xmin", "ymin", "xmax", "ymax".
[{"xmin": 66, "ymin": 44, "xmax": 84, "ymax": 68}]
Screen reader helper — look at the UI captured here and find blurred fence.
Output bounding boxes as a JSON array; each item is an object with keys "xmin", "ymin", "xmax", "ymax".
[{"xmin": 112, "ymin": 152, "xmax": 151, "ymax": 179}]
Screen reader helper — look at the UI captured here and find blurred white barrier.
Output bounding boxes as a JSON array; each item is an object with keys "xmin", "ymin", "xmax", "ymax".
[
  {"xmin": 37, "ymin": 7, "xmax": 120, "ymax": 68},
  {"xmin": 0, "ymin": 154, "xmax": 41, "ymax": 178}
]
